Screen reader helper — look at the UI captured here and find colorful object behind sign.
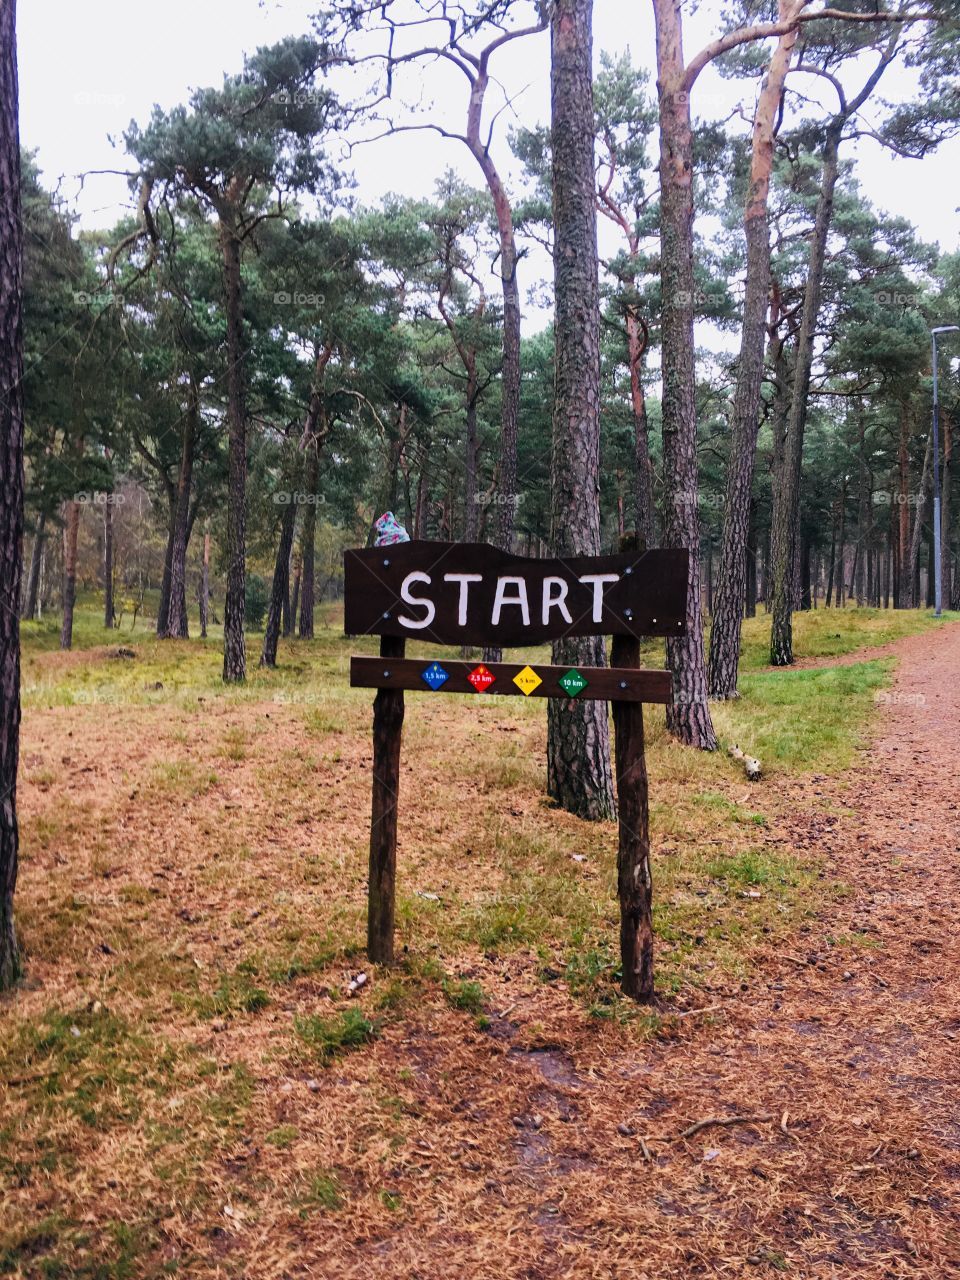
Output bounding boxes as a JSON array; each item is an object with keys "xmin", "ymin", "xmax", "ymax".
[
  {"xmin": 373, "ymin": 511, "xmax": 410, "ymax": 546},
  {"xmin": 467, "ymin": 664, "xmax": 495, "ymax": 693},
  {"xmin": 421, "ymin": 662, "xmax": 449, "ymax": 691},
  {"xmin": 512, "ymin": 665, "xmax": 542, "ymax": 696},
  {"xmin": 558, "ymin": 669, "xmax": 588, "ymax": 698}
]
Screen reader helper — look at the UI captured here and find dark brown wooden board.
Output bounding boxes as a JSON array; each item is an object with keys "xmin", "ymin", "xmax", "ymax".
[
  {"xmin": 350, "ymin": 656, "xmax": 672, "ymax": 704},
  {"xmin": 344, "ymin": 541, "xmax": 688, "ymax": 648}
]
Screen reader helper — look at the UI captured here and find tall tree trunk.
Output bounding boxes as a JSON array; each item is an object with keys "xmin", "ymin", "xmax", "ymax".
[
  {"xmin": 546, "ymin": 0, "xmax": 616, "ymax": 821},
  {"xmin": 942, "ymin": 408, "xmax": 952, "ymax": 608},
  {"xmin": 745, "ymin": 499, "xmax": 758, "ymax": 618},
  {"xmin": 289, "ymin": 554, "xmax": 301, "ymax": 635},
  {"xmin": 0, "ymin": 0, "xmax": 24, "ymax": 988},
  {"xmin": 769, "ymin": 122, "xmax": 841, "ymax": 664},
  {"xmin": 103, "ymin": 495, "xmax": 114, "ymax": 628},
  {"xmin": 160, "ymin": 380, "xmax": 198, "ymax": 639},
  {"xmin": 22, "ymin": 509, "xmax": 44, "ymax": 620},
  {"xmin": 220, "ymin": 210, "xmax": 246, "ymax": 682},
  {"xmin": 261, "ymin": 498, "xmax": 297, "ymax": 668},
  {"xmin": 59, "ymin": 498, "xmax": 80, "ymax": 650},
  {"xmin": 826, "ymin": 503, "xmax": 837, "ymax": 606},
  {"xmin": 626, "ymin": 308, "xmax": 655, "ymax": 547},
  {"xmin": 155, "ymin": 490, "xmax": 176, "ymax": 636},
  {"xmin": 471, "ymin": 160, "xmax": 520, "ymax": 552},
  {"xmin": 906, "ymin": 430, "xmax": 932, "ymax": 609},
  {"xmin": 707, "ymin": 11, "xmax": 796, "ymax": 698},
  {"xmin": 800, "ymin": 533, "xmax": 811, "ymax": 610},
  {"xmin": 653, "ymin": 0, "xmax": 717, "ymax": 748},
  {"xmin": 897, "ymin": 400, "xmax": 911, "ymax": 606},
  {"xmin": 464, "ymin": 389, "xmax": 480, "ymax": 542},
  {"xmin": 298, "ymin": 446, "xmax": 319, "ymax": 640},
  {"xmin": 199, "ymin": 526, "xmax": 210, "ymax": 638}
]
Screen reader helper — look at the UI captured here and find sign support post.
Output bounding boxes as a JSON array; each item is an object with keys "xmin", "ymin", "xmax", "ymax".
[
  {"xmin": 367, "ymin": 635, "xmax": 405, "ymax": 964},
  {"xmin": 610, "ymin": 629, "xmax": 654, "ymax": 1002}
]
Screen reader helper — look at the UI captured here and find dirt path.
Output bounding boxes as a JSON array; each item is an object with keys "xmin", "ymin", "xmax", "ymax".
[{"xmin": 320, "ymin": 625, "xmax": 960, "ymax": 1280}]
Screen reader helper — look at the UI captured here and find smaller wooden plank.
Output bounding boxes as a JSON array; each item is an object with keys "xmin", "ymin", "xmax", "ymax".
[{"xmin": 350, "ymin": 656, "xmax": 672, "ymax": 704}]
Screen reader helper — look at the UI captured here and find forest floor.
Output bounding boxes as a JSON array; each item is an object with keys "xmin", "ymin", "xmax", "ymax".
[{"xmin": 2, "ymin": 605, "xmax": 959, "ymax": 1278}]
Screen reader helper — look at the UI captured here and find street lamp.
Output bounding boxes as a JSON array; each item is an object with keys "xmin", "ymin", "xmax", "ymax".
[{"xmin": 931, "ymin": 325, "xmax": 960, "ymax": 617}]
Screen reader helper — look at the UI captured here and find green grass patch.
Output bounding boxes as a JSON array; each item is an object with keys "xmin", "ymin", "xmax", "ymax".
[{"xmin": 293, "ymin": 1008, "xmax": 377, "ymax": 1063}]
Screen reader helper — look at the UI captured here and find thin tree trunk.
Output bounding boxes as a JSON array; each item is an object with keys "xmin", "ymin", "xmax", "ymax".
[
  {"xmin": 626, "ymin": 309, "xmax": 655, "ymax": 547},
  {"xmin": 906, "ymin": 429, "xmax": 932, "ymax": 609},
  {"xmin": 745, "ymin": 500, "xmax": 758, "ymax": 618},
  {"xmin": 942, "ymin": 408, "xmax": 952, "ymax": 607},
  {"xmin": 770, "ymin": 122, "xmax": 841, "ymax": 664},
  {"xmin": 897, "ymin": 400, "xmax": 911, "ymax": 606},
  {"xmin": 160, "ymin": 380, "xmax": 198, "ymax": 639},
  {"xmin": 22, "ymin": 509, "xmax": 44, "ymax": 620},
  {"xmin": 826, "ymin": 503, "xmax": 837, "ymax": 607},
  {"xmin": 707, "ymin": 10, "xmax": 796, "ymax": 698},
  {"xmin": 289, "ymin": 556, "xmax": 301, "ymax": 634},
  {"xmin": 220, "ymin": 210, "xmax": 246, "ymax": 682},
  {"xmin": 653, "ymin": 0, "xmax": 717, "ymax": 748},
  {"xmin": 261, "ymin": 498, "xmax": 297, "ymax": 667},
  {"xmin": 155, "ymin": 491, "xmax": 176, "ymax": 636},
  {"xmin": 464, "ymin": 391, "xmax": 480, "ymax": 542},
  {"xmin": 103, "ymin": 495, "xmax": 114, "ymax": 628},
  {"xmin": 546, "ymin": 0, "xmax": 616, "ymax": 820},
  {"xmin": 199, "ymin": 527, "xmax": 210, "ymax": 638},
  {"xmin": 59, "ymin": 498, "xmax": 80, "ymax": 650},
  {"xmin": 298, "ymin": 446, "xmax": 319, "ymax": 639},
  {"xmin": 0, "ymin": 0, "xmax": 25, "ymax": 988}
]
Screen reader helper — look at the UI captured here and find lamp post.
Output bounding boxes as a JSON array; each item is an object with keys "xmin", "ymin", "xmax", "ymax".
[{"xmin": 931, "ymin": 325, "xmax": 960, "ymax": 617}]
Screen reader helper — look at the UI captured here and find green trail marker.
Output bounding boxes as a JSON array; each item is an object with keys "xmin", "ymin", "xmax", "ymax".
[{"xmin": 558, "ymin": 668, "xmax": 588, "ymax": 698}]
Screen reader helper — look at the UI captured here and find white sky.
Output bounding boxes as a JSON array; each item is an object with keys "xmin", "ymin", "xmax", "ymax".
[{"xmin": 17, "ymin": 0, "xmax": 960, "ymax": 331}]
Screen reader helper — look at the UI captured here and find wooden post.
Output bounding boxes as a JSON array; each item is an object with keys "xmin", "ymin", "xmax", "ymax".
[
  {"xmin": 611, "ymin": 532, "xmax": 654, "ymax": 1003},
  {"xmin": 611, "ymin": 631, "xmax": 654, "ymax": 1003},
  {"xmin": 367, "ymin": 635, "xmax": 405, "ymax": 964}
]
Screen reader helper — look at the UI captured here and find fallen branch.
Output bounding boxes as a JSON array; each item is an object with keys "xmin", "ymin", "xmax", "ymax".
[
  {"xmin": 680, "ymin": 1112, "xmax": 773, "ymax": 1140},
  {"xmin": 673, "ymin": 1003, "xmax": 724, "ymax": 1019}
]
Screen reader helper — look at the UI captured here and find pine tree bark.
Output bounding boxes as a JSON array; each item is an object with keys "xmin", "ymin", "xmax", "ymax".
[
  {"xmin": 906, "ymin": 430, "xmax": 932, "ymax": 608},
  {"xmin": 261, "ymin": 498, "xmax": 297, "ymax": 667},
  {"xmin": 708, "ymin": 12, "xmax": 796, "ymax": 699},
  {"xmin": 746, "ymin": 499, "xmax": 758, "ymax": 618},
  {"xmin": 155, "ymin": 489, "xmax": 176, "ymax": 636},
  {"xmin": 546, "ymin": 0, "xmax": 616, "ymax": 821},
  {"xmin": 652, "ymin": 0, "xmax": 717, "ymax": 748},
  {"xmin": 897, "ymin": 402, "xmax": 910, "ymax": 606},
  {"xmin": 159, "ymin": 379, "xmax": 198, "ymax": 639},
  {"xmin": 199, "ymin": 526, "xmax": 210, "ymax": 638},
  {"xmin": 103, "ymin": 496, "xmax": 114, "ymax": 628},
  {"xmin": 298, "ymin": 446, "xmax": 319, "ymax": 640},
  {"xmin": 59, "ymin": 498, "xmax": 80, "ymax": 650},
  {"xmin": 626, "ymin": 309, "xmax": 655, "ymax": 548},
  {"xmin": 0, "ymin": 0, "xmax": 24, "ymax": 987},
  {"xmin": 769, "ymin": 123, "xmax": 841, "ymax": 664},
  {"xmin": 219, "ymin": 208, "xmax": 247, "ymax": 682},
  {"xmin": 22, "ymin": 509, "xmax": 44, "ymax": 620}
]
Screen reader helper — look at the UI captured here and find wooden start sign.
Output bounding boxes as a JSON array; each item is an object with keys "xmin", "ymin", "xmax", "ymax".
[{"xmin": 346, "ymin": 539, "xmax": 689, "ymax": 1004}]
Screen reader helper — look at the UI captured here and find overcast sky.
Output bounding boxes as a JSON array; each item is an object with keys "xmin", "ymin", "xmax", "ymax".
[{"xmin": 16, "ymin": 0, "xmax": 960, "ymax": 327}]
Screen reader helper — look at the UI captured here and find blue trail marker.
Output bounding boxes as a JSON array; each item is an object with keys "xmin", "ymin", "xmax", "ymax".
[{"xmin": 421, "ymin": 661, "xmax": 450, "ymax": 691}]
